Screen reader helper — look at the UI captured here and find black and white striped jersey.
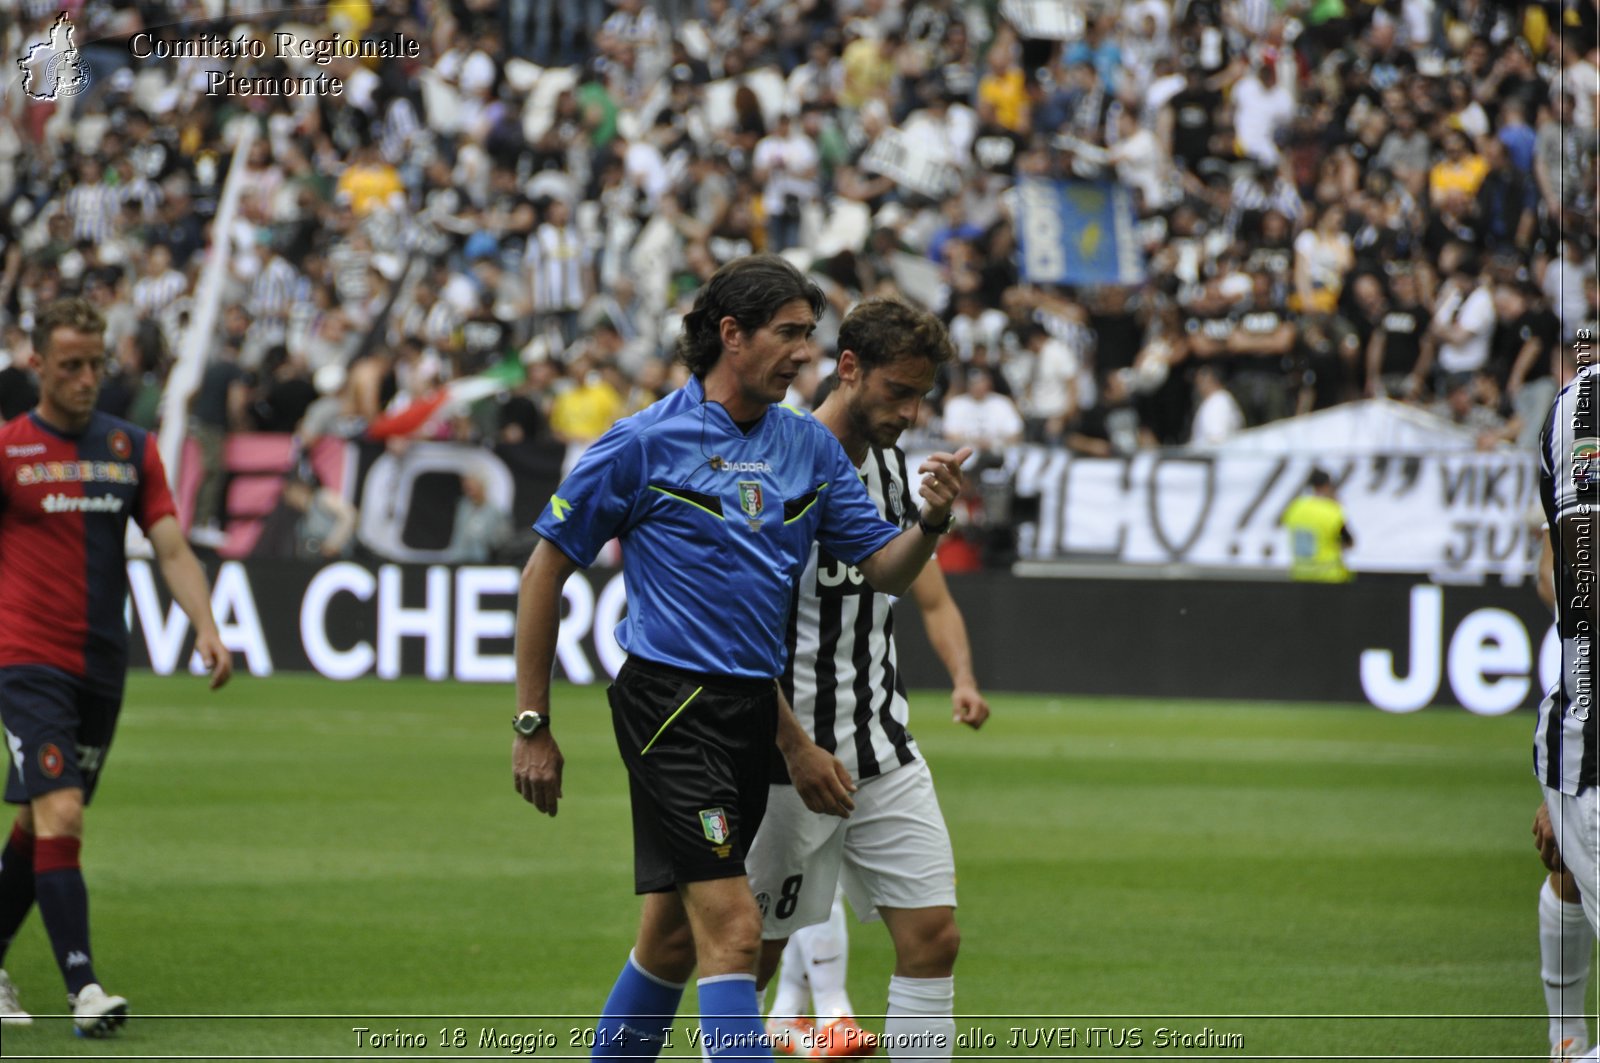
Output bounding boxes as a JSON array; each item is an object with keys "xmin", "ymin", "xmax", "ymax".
[
  {"xmin": 1535, "ymin": 363, "xmax": 1599, "ymax": 795},
  {"xmin": 62, "ymin": 184, "xmax": 121, "ymax": 245},
  {"xmin": 782, "ymin": 445, "xmax": 922, "ymax": 782}
]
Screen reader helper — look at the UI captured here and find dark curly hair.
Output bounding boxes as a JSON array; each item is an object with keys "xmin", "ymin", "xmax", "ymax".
[
  {"xmin": 676, "ymin": 255, "xmax": 826, "ymax": 378},
  {"xmin": 836, "ymin": 297, "xmax": 955, "ymax": 374}
]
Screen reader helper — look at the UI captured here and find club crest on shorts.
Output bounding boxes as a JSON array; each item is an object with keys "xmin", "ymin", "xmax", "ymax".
[
  {"xmin": 699, "ymin": 807, "xmax": 730, "ymax": 846},
  {"xmin": 737, "ymin": 481, "xmax": 764, "ymax": 531},
  {"xmin": 38, "ymin": 743, "xmax": 64, "ymax": 779},
  {"xmin": 107, "ymin": 429, "xmax": 132, "ymax": 460}
]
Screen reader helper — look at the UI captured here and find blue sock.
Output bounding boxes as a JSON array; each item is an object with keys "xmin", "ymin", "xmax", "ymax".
[
  {"xmin": 0, "ymin": 823, "xmax": 36, "ymax": 966},
  {"xmin": 697, "ymin": 974, "xmax": 772, "ymax": 1061},
  {"xmin": 34, "ymin": 837, "xmax": 96, "ymax": 995},
  {"xmin": 593, "ymin": 951, "xmax": 685, "ymax": 1061}
]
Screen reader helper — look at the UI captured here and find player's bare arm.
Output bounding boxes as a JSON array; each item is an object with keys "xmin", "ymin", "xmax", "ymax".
[
  {"xmin": 775, "ymin": 681, "xmax": 856, "ymax": 818},
  {"xmin": 146, "ymin": 516, "xmax": 233, "ymax": 689},
  {"xmin": 857, "ymin": 446, "xmax": 973, "ymax": 595},
  {"xmin": 1534, "ymin": 800, "xmax": 1567, "ymax": 873},
  {"xmin": 513, "ymin": 538, "xmax": 571, "ymax": 816},
  {"xmin": 1537, "ymin": 531, "xmax": 1557, "ymax": 612},
  {"xmin": 908, "ymin": 558, "xmax": 990, "ymax": 730}
]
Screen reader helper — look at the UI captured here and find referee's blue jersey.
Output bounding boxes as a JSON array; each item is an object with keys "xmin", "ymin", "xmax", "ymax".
[{"xmin": 533, "ymin": 376, "xmax": 900, "ymax": 679}]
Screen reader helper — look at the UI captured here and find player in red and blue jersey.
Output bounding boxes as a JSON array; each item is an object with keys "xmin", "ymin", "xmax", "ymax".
[{"xmin": 0, "ymin": 298, "xmax": 232, "ymax": 1036}]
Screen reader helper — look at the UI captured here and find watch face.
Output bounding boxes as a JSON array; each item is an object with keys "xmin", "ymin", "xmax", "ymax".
[{"xmin": 515, "ymin": 713, "xmax": 543, "ymax": 736}]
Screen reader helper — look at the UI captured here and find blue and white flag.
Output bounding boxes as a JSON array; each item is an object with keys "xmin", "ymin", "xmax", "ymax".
[{"xmin": 1015, "ymin": 178, "xmax": 1145, "ymax": 286}]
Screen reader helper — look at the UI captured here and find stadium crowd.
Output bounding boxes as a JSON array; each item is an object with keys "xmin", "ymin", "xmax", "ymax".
[{"xmin": 0, "ymin": 0, "xmax": 1597, "ymax": 553}]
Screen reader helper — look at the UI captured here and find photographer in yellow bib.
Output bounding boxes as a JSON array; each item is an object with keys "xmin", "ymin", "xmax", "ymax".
[{"xmin": 1280, "ymin": 468, "xmax": 1354, "ymax": 582}]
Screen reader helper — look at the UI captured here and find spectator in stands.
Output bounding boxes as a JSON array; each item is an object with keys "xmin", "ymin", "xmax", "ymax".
[
  {"xmin": 1474, "ymin": 137, "xmax": 1537, "ymax": 253},
  {"xmin": 188, "ymin": 344, "xmax": 251, "ymax": 549},
  {"xmin": 942, "ymin": 365, "xmax": 1023, "ymax": 468},
  {"xmin": 97, "ymin": 319, "xmax": 167, "ymax": 432},
  {"xmin": 549, "ymin": 352, "xmax": 626, "ymax": 463},
  {"xmin": 1226, "ymin": 55, "xmax": 1295, "ymax": 168},
  {"xmin": 947, "ymin": 292, "xmax": 1007, "ymax": 365},
  {"xmin": 0, "ymin": 327, "xmax": 37, "ymax": 423},
  {"xmin": 130, "ymin": 243, "xmax": 188, "ymax": 323},
  {"xmin": 346, "ymin": 339, "xmax": 406, "ymax": 426},
  {"xmin": 1430, "ymin": 129, "xmax": 1490, "ymax": 206},
  {"xmin": 1293, "ymin": 310, "xmax": 1363, "ymax": 414},
  {"xmin": 1227, "ymin": 271, "xmax": 1298, "ymax": 426},
  {"xmin": 1553, "ymin": 28, "xmax": 1600, "ymax": 135},
  {"xmin": 1020, "ymin": 323, "xmax": 1080, "ymax": 446},
  {"xmin": 1423, "ymin": 254, "xmax": 1496, "ymax": 391},
  {"xmin": 753, "ymin": 112, "xmax": 820, "ymax": 254},
  {"xmin": 1369, "ymin": 267, "xmax": 1430, "ymax": 399},
  {"xmin": 335, "ymin": 142, "xmax": 405, "ymax": 218},
  {"xmin": 1429, "ymin": 372, "xmax": 1509, "ymax": 447},
  {"xmin": 252, "ymin": 346, "xmax": 318, "ymax": 436},
  {"xmin": 1543, "ymin": 234, "xmax": 1597, "ymax": 343},
  {"xmin": 1107, "ymin": 106, "xmax": 1172, "ymax": 212},
  {"xmin": 1293, "ymin": 205, "xmax": 1355, "ymax": 316},
  {"xmin": 1066, "ymin": 368, "xmax": 1146, "ymax": 457},
  {"xmin": 1495, "ymin": 98, "xmax": 1538, "ymax": 178},
  {"xmin": 976, "ymin": 29, "xmax": 1029, "ymax": 134},
  {"xmin": 525, "ymin": 198, "xmax": 591, "ymax": 350},
  {"xmin": 1374, "ymin": 107, "xmax": 1432, "ymax": 197},
  {"xmin": 251, "ymin": 475, "xmax": 359, "ymax": 562},
  {"xmin": 445, "ymin": 473, "xmax": 514, "ymax": 564},
  {"xmin": 1188, "ymin": 364, "xmax": 1244, "ymax": 448}
]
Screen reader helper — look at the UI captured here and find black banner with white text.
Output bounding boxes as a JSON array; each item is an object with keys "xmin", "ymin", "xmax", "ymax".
[{"xmin": 126, "ymin": 561, "xmax": 1563, "ymax": 714}]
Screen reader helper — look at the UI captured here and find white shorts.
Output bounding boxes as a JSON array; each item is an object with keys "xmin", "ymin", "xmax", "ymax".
[
  {"xmin": 746, "ymin": 759, "xmax": 957, "ymax": 940},
  {"xmin": 1545, "ymin": 785, "xmax": 1600, "ymax": 932}
]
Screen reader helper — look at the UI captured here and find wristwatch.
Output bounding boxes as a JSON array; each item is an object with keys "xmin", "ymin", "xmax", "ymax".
[
  {"xmin": 918, "ymin": 510, "xmax": 956, "ymax": 536},
  {"xmin": 513, "ymin": 710, "xmax": 548, "ymax": 738}
]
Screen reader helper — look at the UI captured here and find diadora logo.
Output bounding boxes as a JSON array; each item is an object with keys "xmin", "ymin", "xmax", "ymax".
[
  {"xmin": 717, "ymin": 461, "xmax": 773, "ymax": 473},
  {"xmin": 41, "ymin": 494, "xmax": 124, "ymax": 514},
  {"xmin": 5, "ymin": 444, "xmax": 45, "ymax": 457}
]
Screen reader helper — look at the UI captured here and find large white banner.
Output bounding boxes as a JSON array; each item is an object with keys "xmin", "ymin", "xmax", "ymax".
[
  {"xmin": 1011, "ymin": 447, "xmax": 1542, "ymax": 582},
  {"xmin": 860, "ymin": 127, "xmax": 961, "ymax": 199},
  {"xmin": 998, "ymin": 0, "xmax": 1085, "ymax": 40}
]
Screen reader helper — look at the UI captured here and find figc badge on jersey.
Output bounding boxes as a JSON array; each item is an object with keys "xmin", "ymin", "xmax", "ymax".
[{"xmin": 737, "ymin": 481, "xmax": 764, "ymax": 531}]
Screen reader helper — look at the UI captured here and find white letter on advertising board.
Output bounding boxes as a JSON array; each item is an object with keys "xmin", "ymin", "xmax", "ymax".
[
  {"xmin": 1359, "ymin": 584, "xmax": 1442, "ymax": 712},
  {"xmin": 301, "ymin": 562, "xmax": 376, "ymax": 680}
]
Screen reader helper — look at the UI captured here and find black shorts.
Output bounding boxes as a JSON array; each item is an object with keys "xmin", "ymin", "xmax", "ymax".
[
  {"xmin": 609, "ymin": 657, "xmax": 778, "ymax": 894},
  {"xmin": 0, "ymin": 665, "xmax": 122, "ymax": 805}
]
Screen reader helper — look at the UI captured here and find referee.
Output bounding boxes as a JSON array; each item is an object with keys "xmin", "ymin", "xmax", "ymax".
[{"xmin": 512, "ymin": 255, "xmax": 971, "ymax": 1060}]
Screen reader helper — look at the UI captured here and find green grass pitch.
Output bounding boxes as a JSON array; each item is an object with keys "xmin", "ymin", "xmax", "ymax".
[{"xmin": 0, "ymin": 673, "xmax": 1575, "ymax": 1060}]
